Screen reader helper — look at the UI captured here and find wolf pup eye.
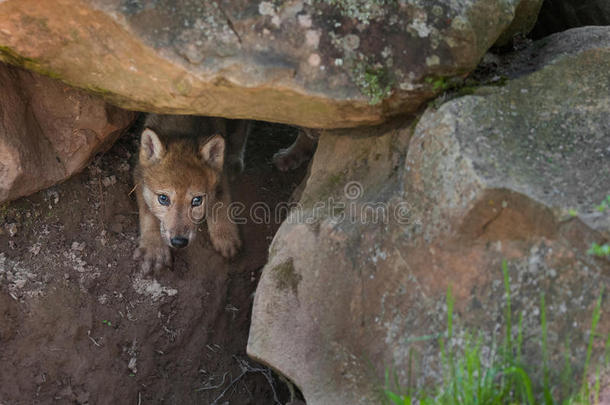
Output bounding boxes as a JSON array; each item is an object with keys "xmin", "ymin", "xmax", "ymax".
[
  {"xmin": 191, "ymin": 196, "xmax": 203, "ymax": 207},
  {"xmin": 158, "ymin": 194, "xmax": 170, "ymax": 206}
]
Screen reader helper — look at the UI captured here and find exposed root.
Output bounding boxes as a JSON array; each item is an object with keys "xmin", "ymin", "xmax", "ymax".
[{"xmin": 211, "ymin": 356, "xmax": 282, "ymax": 405}]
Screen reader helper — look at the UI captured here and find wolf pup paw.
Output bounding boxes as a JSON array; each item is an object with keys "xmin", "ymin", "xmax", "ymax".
[
  {"xmin": 272, "ymin": 148, "xmax": 310, "ymax": 171},
  {"xmin": 209, "ymin": 222, "xmax": 241, "ymax": 258},
  {"xmin": 133, "ymin": 240, "xmax": 172, "ymax": 273},
  {"xmin": 272, "ymin": 128, "xmax": 317, "ymax": 171}
]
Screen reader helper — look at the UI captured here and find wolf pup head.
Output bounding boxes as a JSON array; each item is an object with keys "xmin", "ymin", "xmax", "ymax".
[{"xmin": 138, "ymin": 128, "xmax": 225, "ymax": 249}]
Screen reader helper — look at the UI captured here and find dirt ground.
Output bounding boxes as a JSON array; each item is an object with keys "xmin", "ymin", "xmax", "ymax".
[{"xmin": 0, "ymin": 119, "xmax": 307, "ymax": 405}]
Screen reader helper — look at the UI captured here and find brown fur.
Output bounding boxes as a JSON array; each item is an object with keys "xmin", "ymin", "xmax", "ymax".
[
  {"xmin": 272, "ymin": 128, "xmax": 318, "ymax": 171},
  {"xmin": 133, "ymin": 114, "xmax": 245, "ymax": 272}
]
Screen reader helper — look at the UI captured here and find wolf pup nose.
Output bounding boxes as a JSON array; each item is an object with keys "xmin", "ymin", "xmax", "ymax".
[
  {"xmin": 133, "ymin": 114, "xmax": 248, "ymax": 272},
  {"xmin": 170, "ymin": 236, "xmax": 189, "ymax": 248}
]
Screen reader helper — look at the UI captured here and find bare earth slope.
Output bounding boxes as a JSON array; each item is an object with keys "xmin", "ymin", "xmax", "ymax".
[{"xmin": 0, "ymin": 121, "xmax": 306, "ymax": 405}]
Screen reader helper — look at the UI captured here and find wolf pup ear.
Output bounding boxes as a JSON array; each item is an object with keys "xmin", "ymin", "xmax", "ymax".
[
  {"xmin": 200, "ymin": 134, "xmax": 225, "ymax": 171},
  {"xmin": 140, "ymin": 128, "xmax": 166, "ymax": 163}
]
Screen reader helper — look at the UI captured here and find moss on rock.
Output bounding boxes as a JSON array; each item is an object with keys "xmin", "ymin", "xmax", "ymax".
[{"xmin": 272, "ymin": 258, "xmax": 302, "ymax": 296}]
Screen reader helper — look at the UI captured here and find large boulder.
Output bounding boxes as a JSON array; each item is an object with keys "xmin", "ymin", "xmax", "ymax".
[
  {"xmin": 0, "ymin": 62, "xmax": 135, "ymax": 203},
  {"xmin": 0, "ymin": 0, "xmax": 540, "ymax": 128},
  {"xmin": 248, "ymin": 27, "xmax": 610, "ymax": 404}
]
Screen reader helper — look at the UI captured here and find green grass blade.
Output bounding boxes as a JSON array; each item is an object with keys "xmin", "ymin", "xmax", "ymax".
[
  {"xmin": 561, "ymin": 335, "xmax": 573, "ymax": 400},
  {"xmin": 447, "ymin": 285, "xmax": 454, "ymax": 340},
  {"xmin": 605, "ymin": 333, "xmax": 610, "ymax": 366},
  {"xmin": 581, "ymin": 288, "xmax": 603, "ymax": 395},
  {"xmin": 444, "ymin": 285, "xmax": 459, "ymax": 404},
  {"xmin": 504, "ymin": 366, "xmax": 535, "ymax": 405},
  {"xmin": 502, "ymin": 260, "xmax": 513, "ymax": 358},
  {"xmin": 384, "ymin": 389, "xmax": 405, "ymax": 405},
  {"xmin": 517, "ymin": 311, "xmax": 524, "ymax": 364},
  {"xmin": 540, "ymin": 293, "xmax": 553, "ymax": 405},
  {"xmin": 594, "ymin": 364, "xmax": 601, "ymax": 405},
  {"xmin": 381, "ymin": 263, "xmax": 606, "ymax": 405}
]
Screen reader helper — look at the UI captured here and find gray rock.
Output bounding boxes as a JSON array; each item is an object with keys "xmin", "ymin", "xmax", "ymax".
[{"xmin": 248, "ymin": 27, "xmax": 610, "ymax": 404}]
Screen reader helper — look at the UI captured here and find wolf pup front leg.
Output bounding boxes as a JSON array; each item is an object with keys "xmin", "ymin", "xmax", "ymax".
[
  {"xmin": 199, "ymin": 135, "xmax": 241, "ymax": 258},
  {"xmin": 133, "ymin": 129, "xmax": 172, "ymax": 272},
  {"xmin": 134, "ymin": 185, "xmax": 172, "ymax": 272}
]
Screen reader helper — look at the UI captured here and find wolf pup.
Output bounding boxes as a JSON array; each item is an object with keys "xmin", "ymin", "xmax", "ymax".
[{"xmin": 133, "ymin": 114, "xmax": 248, "ymax": 272}]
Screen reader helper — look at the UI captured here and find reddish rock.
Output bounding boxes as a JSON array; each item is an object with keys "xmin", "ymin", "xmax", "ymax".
[
  {"xmin": 0, "ymin": 0, "xmax": 541, "ymax": 128},
  {"xmin": 0, "ymin": 62, "xmax": 135, "ymax": 202}
]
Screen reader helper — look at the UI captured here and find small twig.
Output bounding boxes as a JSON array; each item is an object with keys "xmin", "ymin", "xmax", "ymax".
[
  {"xmin": 241, "ymin": 378, "xmax": 254, "ymax": 401},
  {"xmin": 210, "ymin": 357, "xmax": 281, "ymax": 405},
  {"xmin": 225, "ymin": 304, "xmax": 239, "ymax": 320},
  {"xmin": 87, "ymin": 330, "xmax": 102, "ymax": 347},
  {"xmin": 195, "ymin": 371, "xmax": 230, "ymax": 392},
  {"xmin": 128, "ymin": 184, "xmax": 138, "ymax": 197},
  {"xmin": 279, "ymin": 374, "xmax": 296, "ymax": 402},
  {"xmin": 260, "ymin": 365, "xmax": 282, "ymax": 405},
  {"xmin": 211, "ymin": 370, "xmax": 246, "ymax": 405}
]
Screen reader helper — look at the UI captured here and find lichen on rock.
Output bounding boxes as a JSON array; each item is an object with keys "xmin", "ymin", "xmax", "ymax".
[
  {"xmin": 249, "ymin": 27, "xmax": 610, "ymax": 404},
  {"xmin": 0, "ymin": 0, "xmax": 541, "ymax": 127}
]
